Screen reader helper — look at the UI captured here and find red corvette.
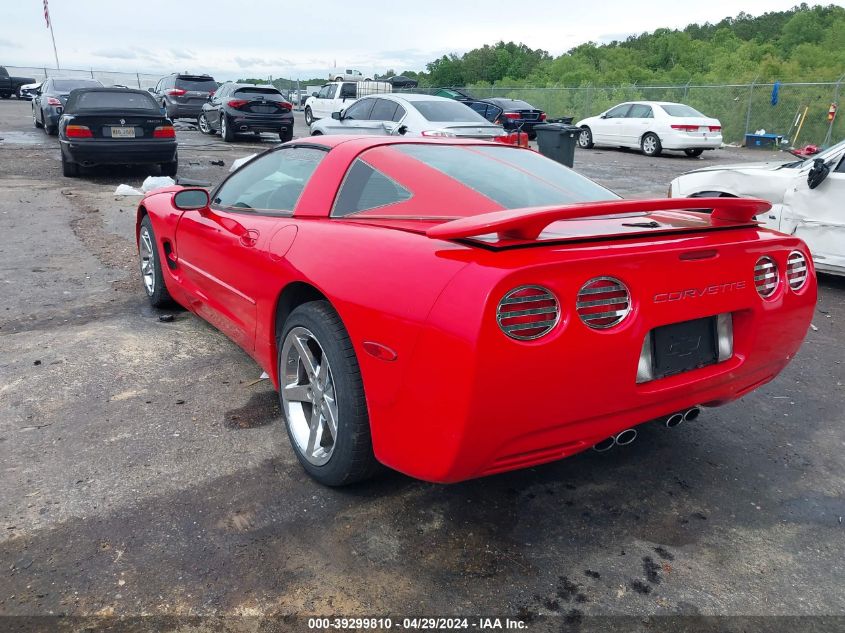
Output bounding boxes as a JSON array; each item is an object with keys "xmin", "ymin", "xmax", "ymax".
[{"xmin": 136, "ymin": 136, "xmax": 816, "ymax": 485}]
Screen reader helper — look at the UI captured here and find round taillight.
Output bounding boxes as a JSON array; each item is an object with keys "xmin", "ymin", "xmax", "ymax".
[
  {"xmin": 754, "ymin": 256, "xmax": 779, "ymax": 298},
  {"xmin": 576, "ymin": 277, "xmax": 631, "ymax": 329},
  {"xmin": 786, "ymin": 251, "xmax": 808, "ymax": 291},
  {"xmin": 496, "ymin": 286, "xmax": 560, "ymax": 340}
]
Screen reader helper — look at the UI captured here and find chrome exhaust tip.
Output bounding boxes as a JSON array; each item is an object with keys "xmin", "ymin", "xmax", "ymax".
[
  {"xmin": 592, "ymin": 437, "xmax": 615, "ymax": 452},
  {"xmin": 665, "ymin": 413, "xmax": 684, "ymax": 428},
  {"xmin": 614, "ymin": 428, "xmax": 637, "ymax": 446},
  {"xmin": 683, "ymin": 406, "xmax": 702, "ymax": 422}
]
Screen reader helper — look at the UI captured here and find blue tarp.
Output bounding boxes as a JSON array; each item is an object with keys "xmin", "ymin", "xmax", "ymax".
[{"xmin": 771, "ymin": 81, "xmax": 780, "ymax": 106}]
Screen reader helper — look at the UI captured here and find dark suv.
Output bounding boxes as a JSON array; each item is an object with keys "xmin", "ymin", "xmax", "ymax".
[
  {"xmin": 198, "ymin": 82, "xmax": 294, "ymax": 142},
  {"xmin": 151, "ymin": 73, "xmax": 217, "ymax": 120}
]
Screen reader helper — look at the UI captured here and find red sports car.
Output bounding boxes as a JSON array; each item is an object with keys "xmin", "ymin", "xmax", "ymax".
[{"xmin": 135, "ymin": 136, "xmax": 816, "ymax": 485}]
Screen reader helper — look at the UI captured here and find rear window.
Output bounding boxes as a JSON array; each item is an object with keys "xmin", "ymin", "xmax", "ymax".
[
  {"xmin": 71, "ymin": 91, "xmax": 159, "ymax": 111},
  {"xmin": 53, "ymin": 79, "xmax": 102, "ymax": 91},
  {"xmin": 392, "ymin": 144, "xmax": 617, "ymax": 211},
  {"xmin": 175, "ymin": 77, "xmax": 217, "ymax": 92},
  {"xmin": 413, "ymin": 100, "xmax": 489, "ymax": 123},
  {"xmin": 333, "ymin": 159, "xmax": 412, "ymax": 216},
  {"xmin": 660, "ymin": 104, "xmax": 706, "ymax": 117},
  {"xmin": 493, "ymin": 100, "xmax": 534, "ymax": 110},
  {"xmin": 233, "ymin": 87, "xmax": 283, "ymax": 100}
]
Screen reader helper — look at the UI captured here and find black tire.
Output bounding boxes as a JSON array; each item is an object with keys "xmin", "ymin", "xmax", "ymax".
[
  {"xmin": 310, "ymin": 130, "xmax": 322, "ymax": 136},
  {"xmin": 33, "ymin": 108, "xmax": 43, "ymax": 128},
  {"xmin": 578, "ymin": 126, "xmax": 594, "ymax": 149},
  {"xmin": 304, "ymin": 106, "xmax": 314, "ymax": 126},
  {"xmin": 278, "ymin": 300, "xmax": 380, "ymax": 486},
  {"xmin": 197, "ymin": 113, "xmax": 212, "ymax": 135},
  {"xmin": 138, "ymin": 215, "xmax": 173, "ymax": 308},
  {"xmin": 160, "ymin": 156, "xmax": 178, "ymax": 177},
  {"xmin": 220, "ymin": 113, "xmax": 234, "ymax": 142},
  {"xmin": 61, "ymin": 153, "xmax": 79, "ymax": 178},
  {"xmin": 685, "ymin": 148, "xmax": 704, "ymax": 157},
  {"xmin": 279, "ymin": 128, "xmax": 293, "ymax": 143},
  {"xmin": 0, "ymin": 93, "xmax": 11, "ymax": 100},
  {"xmin": 46, "ymin": 122, "xmax": 58, "ymax": 136},
  {"xmin": 641, "ymin": 132, "xmax": 662, "ymax": 157}
]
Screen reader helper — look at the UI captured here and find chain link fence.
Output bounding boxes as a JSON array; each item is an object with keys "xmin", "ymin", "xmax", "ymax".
[
  {"xmin": 4, "ymin": 65, "xmax": 162, "ymax": 90},
  {"xmin": 5, "ymin": 65, "xmax": 842, "ymax": 146},
  {"xmin": 420, "ymin": 81, "xmax": 843, "ymax": 147}
]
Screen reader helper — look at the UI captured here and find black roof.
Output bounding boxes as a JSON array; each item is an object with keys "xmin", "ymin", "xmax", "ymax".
[{"xmin": 64, "ymin": 87, "xmax": 160, "ymax": 112}]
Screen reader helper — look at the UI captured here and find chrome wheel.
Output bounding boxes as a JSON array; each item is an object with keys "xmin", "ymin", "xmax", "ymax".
[
  {"xmin": 221, "ymin": 115, "xmax": 228, "ymax": 137},
  {"xmin": 578, "ymin": 129, "xmax": 590, "ymax": 147},
  {"xmin": 139, "ymin": 226, "xmax": 155, "ymax": 296},
  {"xmin": 281, "ymin": 327, "xmax": 338, "ymax": 466},
  {"xmin": 642, "ymin": 135, "xmax": 657, "ymax": 154},
  {"xmin": 198, "ymin": 114, "xmax": 210, "ymax": 134}
]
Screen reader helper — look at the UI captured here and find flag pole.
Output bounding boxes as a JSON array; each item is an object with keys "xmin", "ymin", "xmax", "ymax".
[{"xmin": 49, "ymin": 21, "xmax": 59, "ymax": 69}]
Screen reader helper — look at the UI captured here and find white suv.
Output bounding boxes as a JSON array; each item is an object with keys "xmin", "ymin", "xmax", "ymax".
[{"xmin": 304, "ymin": 81, "xmax": 391, "ymax": 126}]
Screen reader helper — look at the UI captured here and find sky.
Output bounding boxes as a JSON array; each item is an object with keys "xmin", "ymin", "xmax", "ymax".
[{"xmin": 0, "ymin": 0, "xmax": 821, "ymax": 81}]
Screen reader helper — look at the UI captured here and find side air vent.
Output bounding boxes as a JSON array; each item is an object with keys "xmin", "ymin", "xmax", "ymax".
[
  {"xmin": 496, "ymin": 286, "xmax": 560, "ymax": 340},
  {"xmin": 576, "ymin": 277, "xmax": 631, "ymax": 329}
]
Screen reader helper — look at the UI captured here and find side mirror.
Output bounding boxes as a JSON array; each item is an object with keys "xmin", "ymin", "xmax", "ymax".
[
  {"xmin": 807, "ymin": 158, "xmax": 830, "ymax": 190},
  {"xmin": 397, "ymin": 125, "xmax": 408, "ymax": 136},
  {"xmin": 147, "ymin": 88, "xmax": 155, "ymax": 93},
  {"xmin": 311, "ymin": 92, "xmax": 318, "ymax": 97},
  {"xmin": 173, "ymin": 188, "xmax": 210, "ymax": 210},
  {"xmin": 331, "ymin": 111, "xmax": 342, "ymax": 120},
  {"xmin": 600, "ymin": 114, "xmax": 607, "ymax": 119}
]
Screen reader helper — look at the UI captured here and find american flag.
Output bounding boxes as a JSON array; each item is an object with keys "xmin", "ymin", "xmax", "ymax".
[{"xmin": 43, "ymin": 0, "xmax": 51, "ymax": 28}]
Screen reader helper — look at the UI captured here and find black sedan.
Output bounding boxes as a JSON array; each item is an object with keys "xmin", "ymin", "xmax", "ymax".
[
  {"xmin": 33, "ymin": 77, "xmax": 103, "ymax": 135},
  {"xmin": 480, "ymin": 98, "xmax": 546, "ymax": 139},
  {"xmin": 198, "ymin": 82, "xmax": 294, "ymax": 142},
  {"xmin": 58, "ymin": 88, "xmax": 177, "ymax": 178}
]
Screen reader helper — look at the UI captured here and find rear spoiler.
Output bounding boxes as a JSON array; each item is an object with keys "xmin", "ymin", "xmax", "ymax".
[{"xmin": 425, "ymin": 197, "xmax": 771, "ymax": 241}]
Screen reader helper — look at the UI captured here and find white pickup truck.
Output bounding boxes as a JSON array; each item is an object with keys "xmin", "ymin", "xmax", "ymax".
[
  {"xmin": 330, "ymin": 68, "xmax": 371, "ymax": 82},
  {"xmin": 304, "ymin": 81, "xmax": 391, "ymax": 126}
]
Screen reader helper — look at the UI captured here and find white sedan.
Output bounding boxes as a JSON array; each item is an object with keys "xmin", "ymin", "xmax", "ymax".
[
  {"xmin": 310, "ymin": 93, "xmax": 507, "ymax": 141},
  {"xmin": 670, "ymin": 139, "xmax": 845, "ymax": 276},
  {"xmin": 576, "ymin": 101, "xmax": 722, "ymax": 157}
]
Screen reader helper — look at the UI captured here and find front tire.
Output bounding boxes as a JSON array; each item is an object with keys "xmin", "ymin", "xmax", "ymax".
[
  {"xmin": 160, "ymin": 156, "xmax": 178, "ymax": 177},
  {"xmin": 220, "ymin": 113, "xmax": 234, "ymax": 142},
  {"xmin": 33, "ymin": 108, "xmax": 43, "ymax": 128},
  {"xmin": 685, "ymin": 148, "xmax": 704, "ymax": 157},
  {"xmin": 641, "ymin": 132, "xmax": 662, "ymax": 157},
  {"xmin": 304, "ymin": 106, "xmax": 314, "ymax": 126},
  {"xmin": 278, "ymin": 301, "xmax": 379, "ymax": 486},
  {"xmin": 279, "ymin": 128, "xmax": 293, "ymax": 143},
  {"xmin": 138, "ymin": 215, "xmax": 173, "ymax": 308},
  {"xmin": 578, "ymin": 127, "xmax": 594, "ymax": 149},
  {"xmin": 197, "ymin": 113, "xmax": 212, "ymax": 135},
  {"xmin": 45, "ymin": 121, "xmax": 58, "ymax": 136}
]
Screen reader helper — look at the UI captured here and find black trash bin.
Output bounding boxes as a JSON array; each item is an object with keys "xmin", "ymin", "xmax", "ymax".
[{"xmin": 534, "ymin": 123, "xmax": 581, "ymax": 168}]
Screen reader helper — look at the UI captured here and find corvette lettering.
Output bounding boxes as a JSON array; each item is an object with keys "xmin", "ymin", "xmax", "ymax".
[{"xmin": 654, "ymin": 281, "xmax": 746, "ymax": 303}]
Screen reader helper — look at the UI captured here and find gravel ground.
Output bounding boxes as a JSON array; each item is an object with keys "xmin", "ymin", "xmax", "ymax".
[{"xmin": 1, "ymin": 98, "xmax": 843, "ymax": 632}]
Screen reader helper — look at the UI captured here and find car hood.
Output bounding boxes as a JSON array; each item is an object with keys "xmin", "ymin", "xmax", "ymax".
[{"xmin": 686, "ymin": 161, "xmax": 796, "ymax": 174}]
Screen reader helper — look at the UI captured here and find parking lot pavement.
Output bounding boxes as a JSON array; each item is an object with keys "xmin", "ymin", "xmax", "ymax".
[{"xmin": 1, "ymin": 97, "xmax": 844, "ymax": 623}]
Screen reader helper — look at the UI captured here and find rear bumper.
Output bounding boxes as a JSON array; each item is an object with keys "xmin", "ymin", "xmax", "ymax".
[
  {"xmin": 61, "ymin": 139, "xmax": 177, "ymax": 166},
  {"xmin": 662, "ymin": 132, "xmax": 723, "ymax": 150},
  {"xmin": 228, "ymin": 112, "xmax": 294, "ymax": 133},
  {"xmin": 364, "ymin": 232, "xmax": 815, "ymax": 483},
  {"xmin": 165, "ymin": 101, "xmax": 204, "ymax": 119}
]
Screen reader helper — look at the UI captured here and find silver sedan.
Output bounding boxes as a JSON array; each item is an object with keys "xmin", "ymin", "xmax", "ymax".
[{"xmin": 309, "ymin": 93, "xmax": 507, "ymax": 140}]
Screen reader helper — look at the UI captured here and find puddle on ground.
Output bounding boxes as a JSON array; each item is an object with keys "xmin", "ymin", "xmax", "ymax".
[{"xmin": 0, "ymin": 129, "xmax": 53, "ymax": 145}]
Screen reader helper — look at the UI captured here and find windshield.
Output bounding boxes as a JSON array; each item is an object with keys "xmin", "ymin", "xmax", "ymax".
[
  {"xmin": 388, "ymin": 144, "xmax": 617, "ymax": 212},
  {"xmin": 660, "ymin": 104, "xmax": 706, "ymax": 117},
  {"xmin": 71, "ymin": 91, "xmax": 159, "ymax": 111},
  {"xmin": 413, "ymin": 100, "xmax": 490, "ymax": 123},
  {"xmin": 53, "ymin": 79, "xmax": 102, "ymax": 91}
]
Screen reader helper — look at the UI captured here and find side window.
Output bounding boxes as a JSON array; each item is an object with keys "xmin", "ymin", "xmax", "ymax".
[
  {"xmin": 605, "ymin": 104, "xmax": 631, "ymax": 118},
  {"xmin": 317, "ymin": 85, "xmax": 330, "ymax": 99},
  {"xmin": 368, "ymin": 98, "xmax": 399, "ymax": 121},
  {"xmin": 391, "ymin": 104, "xmax": 406, "ymax": 122},
  {"xmin": 627, "ymin": 104, "xmax": 653, "ymax": 118},
  {"xmin": 469, "ymin": 102, "xmax": 488, "ymax": 117},
  {"xmin": 212, "ymin": 147, "xmax": 326, "ymax": 214},
  {"xmin": 327, "ymin": 85, "xmax": 339, "ymax": 99},
  {"xmin": 342, "ymin": 98, "xmax": 375, "ymax": 120},
  {"xmin": 835, "ymin": 153, "xmax": 845, "ymax": 174},
  {"xmin": 333, "ymin": 159, "xmax": 413, "ymax": 217},
  {"xmin": 339, "ymin": 83, "xmax": 356, "ymax": 99}
]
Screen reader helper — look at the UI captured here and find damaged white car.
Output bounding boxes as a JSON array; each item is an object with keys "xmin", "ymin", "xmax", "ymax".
[{"xmin": 669, "ymin": 139, "xmax": 845, "ymax": 276}]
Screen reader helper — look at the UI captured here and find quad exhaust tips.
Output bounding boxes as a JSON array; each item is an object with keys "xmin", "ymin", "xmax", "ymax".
[
  {"xmin": 594, "ymin": 406, "xmax": 702, "ymax": 451},
  {"xmin": 593, "ymin": 428, "xmax": 638, "ymax": 452},
  {"xmin": 664, "ymin": 406, "xmax": 702, "ymax": 428}
]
